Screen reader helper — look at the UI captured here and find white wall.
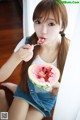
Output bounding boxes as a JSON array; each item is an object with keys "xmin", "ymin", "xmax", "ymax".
[
  {"xmin": 23, "ymin": 0, "xmax": 41, "ymax": 36},
  {"xmin": 53, "ymin": 5, "xmax": 80, "ymax": 120}
]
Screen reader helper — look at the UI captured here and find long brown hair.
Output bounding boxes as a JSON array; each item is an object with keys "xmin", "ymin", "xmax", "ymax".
[{"xmin": 19, "ymin": 0, "xmax": 69, "ymax": 119}]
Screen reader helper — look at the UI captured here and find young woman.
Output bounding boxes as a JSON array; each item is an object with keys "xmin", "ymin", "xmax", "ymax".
[{"xmin": 0, "ymin": 0, "xmax": 69, "ymax": 120}]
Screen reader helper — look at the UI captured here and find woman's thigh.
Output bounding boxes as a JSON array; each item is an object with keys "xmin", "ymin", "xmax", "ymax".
[
  {"xmin": 0, "ymin": 89, "xmax": 9, "ymax": 112},
  {"xmin": 8, "ymin": 97, "xmax": 29, "ymax": 120},
  {"xmin": 26, "ymin": 105, "xmax": 44, "ymax": 120}
]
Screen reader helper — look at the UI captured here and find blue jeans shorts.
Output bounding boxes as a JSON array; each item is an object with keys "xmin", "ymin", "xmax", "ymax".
[{"xmin": 14, "ymin": 80, "xmax": 57, "ymax": 117}]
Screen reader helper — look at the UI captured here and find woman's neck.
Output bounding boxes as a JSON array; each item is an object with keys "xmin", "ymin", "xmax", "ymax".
[{"xmin": 39, "ymin": 40, "xmax": 60, "ymax": 63}]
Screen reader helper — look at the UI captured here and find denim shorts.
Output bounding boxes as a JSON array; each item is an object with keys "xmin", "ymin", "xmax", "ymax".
[{"xmin": 14, "ymin": 80, "xmax": 57, "ymax": 117}]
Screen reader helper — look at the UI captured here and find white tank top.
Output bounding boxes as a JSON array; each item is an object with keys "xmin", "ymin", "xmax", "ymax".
[{"xmin": 32, "ymin": 55, "xmax": 57, "ymax": 66}]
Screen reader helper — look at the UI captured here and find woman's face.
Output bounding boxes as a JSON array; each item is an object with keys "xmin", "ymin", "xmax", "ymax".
[{"xmin": 34, "ymin": 12, "xmax": 63, "ymax": 44}]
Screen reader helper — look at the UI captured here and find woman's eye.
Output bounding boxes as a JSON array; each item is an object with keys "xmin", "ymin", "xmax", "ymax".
[
  {"xmin": 48, "ymin": 22, "xmax": 55, "ymax": 26},
  {"xmin": 34, "ymin": 20, "xmax": 41, "ymax": 24}
]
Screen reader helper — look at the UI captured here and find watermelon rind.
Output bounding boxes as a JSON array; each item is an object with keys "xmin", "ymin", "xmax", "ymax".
[{"xmin": 28, "ymin": 63, "xmax": 60, "ymax": 89}]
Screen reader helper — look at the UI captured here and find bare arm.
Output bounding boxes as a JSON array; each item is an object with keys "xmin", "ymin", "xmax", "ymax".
[
  {"xmin": 0, "ymin": 53, "xmax": 22, "ymax": 82},
  {"xmin": 0, "ymin": 44, "xmax": 34, "ymax": 82}
]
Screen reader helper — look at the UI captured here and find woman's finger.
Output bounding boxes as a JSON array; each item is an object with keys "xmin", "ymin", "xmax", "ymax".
[
  {"xmin": 53, "ymin": 81, "xmax": 60, "ymax": 88},
  {"xmin": 22, "ymin": 44, "xmax": 31, "ymax": 49},
  {"xmin": 22, "ymin": 44, "xmax": 34, "ymax": 51}
]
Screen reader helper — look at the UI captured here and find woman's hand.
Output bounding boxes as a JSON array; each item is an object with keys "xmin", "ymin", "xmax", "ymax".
[
  {"xmin": 0, "ymin": 44, "xmax": 34, "ymax": 82},
  {"xmin": 15, "ymin": 44, "xmax": 34, "ymax": 62},
  {"xmin": 51, "ymin": 82, "xmax": 60, "ymax": 96},
  {"xmin": 46, "ymin": 81, "xmax": 60, "ymax": 96}
]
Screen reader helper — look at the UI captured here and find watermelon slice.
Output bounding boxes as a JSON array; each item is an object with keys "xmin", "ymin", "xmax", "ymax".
[
  {"xmin": 28, "ymin": 63, "xmax": 60, "ymax": 89},
  {"xmin": 34, "ymin": 38, "xmax": 46, "ymax": 47}
]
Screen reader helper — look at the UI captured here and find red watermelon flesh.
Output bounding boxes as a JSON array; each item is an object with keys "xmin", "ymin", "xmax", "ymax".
[
  {"xmin": 28, "ymin": 63, "xmax": 60, "ymax": 88},
  {"xmin": 37, "ymin": 38, "xmax": 46, "ymax": 45}
]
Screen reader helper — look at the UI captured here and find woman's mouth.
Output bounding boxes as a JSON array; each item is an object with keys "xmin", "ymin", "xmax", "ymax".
[{"xmin": 37, "ymin": 37, "xmax": 46, "ymax": 45}]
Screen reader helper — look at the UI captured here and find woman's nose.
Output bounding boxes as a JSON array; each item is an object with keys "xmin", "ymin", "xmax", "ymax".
[{"xmin": 41, "ymin": 24, "xmax": 47, "ymax": 34}]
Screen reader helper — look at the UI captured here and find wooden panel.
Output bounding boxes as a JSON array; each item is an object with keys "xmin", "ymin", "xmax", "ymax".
[{"xmin": 0, "ymin": 0, "xmax": 23, "ymax": 84}]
